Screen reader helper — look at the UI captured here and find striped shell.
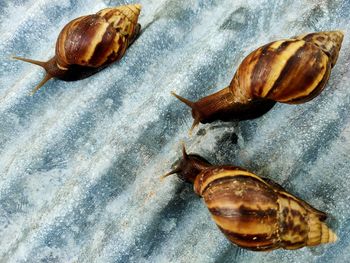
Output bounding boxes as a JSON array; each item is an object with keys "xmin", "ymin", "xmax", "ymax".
[
  {"xmin": 194, "ymin": 166, "xmax": 337, "ymax": 250},
  {"xmin": 231, "ymin": 31, "xmax": 343, "ymax": 104},
  {"xmin": 56, "ymin": 4, "xmax": 141, "ymax": 69},
  {"xmin": 171, "ymin": 31, "xmax": 343, "ymax": 130}
]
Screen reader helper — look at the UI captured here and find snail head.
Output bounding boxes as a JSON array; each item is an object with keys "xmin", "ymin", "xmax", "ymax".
[{"xmin": 162, "ymin": 144, "xmax": 211, "ymax": 183}]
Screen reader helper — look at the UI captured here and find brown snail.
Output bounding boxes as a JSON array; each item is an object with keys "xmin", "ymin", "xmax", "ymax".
[
  {"xmin": 172, "ymin": 31, "xmax": 344, "ymax": 132},
  {"xmin": 13, "ymin": 4, "xmax": 142, "ymax": 94},
  {"xmin": 163, "ymin": 146, "xmax": 337, "ymax": 251}
]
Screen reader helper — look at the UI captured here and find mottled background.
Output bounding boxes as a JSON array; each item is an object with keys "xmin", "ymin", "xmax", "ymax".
[{"xmin": 0, "ymin": 0, "xmax": 349, "ymax": 262}]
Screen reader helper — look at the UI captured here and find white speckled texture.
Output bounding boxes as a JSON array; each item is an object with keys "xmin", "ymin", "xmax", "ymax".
[{"xmin": 0, "ymin": 0, "xmax": 350, "ymax": 262}]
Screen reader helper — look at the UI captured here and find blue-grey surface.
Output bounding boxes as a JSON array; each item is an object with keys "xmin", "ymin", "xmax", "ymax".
[{"xmin": 0, "ymin": 0, "xmax": 350, "ymax": 262}]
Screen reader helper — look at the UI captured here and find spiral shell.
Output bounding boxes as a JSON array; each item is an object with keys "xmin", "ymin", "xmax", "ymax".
[
  {"xmin": 56, "ymin": 4, "xmax": 142, "ymax": 69},
  {"xmin": 231, "ymin": 31, "xmax": 343, "ymax": 104},
  {"xmin": 194, "ymin": 167, "xmax": 337, "ymax": 250}
]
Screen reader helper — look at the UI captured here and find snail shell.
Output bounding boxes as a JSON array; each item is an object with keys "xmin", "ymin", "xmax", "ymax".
[
  {"xmin": 13, "ymin": 4, "xmax": 142, "ymax": 93},
  {"xmin": 164, "ymin": 147, "xmax": 337, "ymax": 251},
  {"xmin": 172, "ymin": 31, "xmax": 343, "ymax": 131},
  {"xmin": 195, "ymin": 167, "xmax": 336, "ymax": 250}
]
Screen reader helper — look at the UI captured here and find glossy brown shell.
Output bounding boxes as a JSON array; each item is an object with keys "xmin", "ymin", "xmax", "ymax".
[
  {"xmin": 230, "ymin": 31, "xmax": 343, "ymax": 104},
  {"xmin": 55, "ymin": 4, "xmax": 141, "ymax": 69},
  {"xmin": 194, "ymin": 166, "xmax": 337, "ymax": 251}
]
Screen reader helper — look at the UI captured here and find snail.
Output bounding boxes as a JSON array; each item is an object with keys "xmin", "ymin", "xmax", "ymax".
[
  {"xmin": 172, "ymin": 31, "xmax": 344, "ymax": 132},
  {"xmin": 163, "ymin": 146, "xmax": 337, "ymax": 251},
  {"xmin": 13, "ymin": 4, "xmax": 142, "ymax": 94}
]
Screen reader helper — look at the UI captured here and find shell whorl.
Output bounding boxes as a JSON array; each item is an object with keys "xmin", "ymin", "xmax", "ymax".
[
  {"xmin": 276, "ymin": 191, "xmax": 337, "ymax": 249},
  {"xmin": 307, "ymin": 213, "xmax": 337, "ymax": 246},
  {"xmin": 55, "ymin": 4, "xmax": 141, "ymax": 69},
  {"xmin": 295, "ymin": 31, "xmax": 344, "ymax": 67},
  {"xmin": 101, "ymin": 4, "xmax": 142, "ymax": 24},
  {"xmin": 194, "ymin": 167, "xmax": 337, "ymax": 250}
]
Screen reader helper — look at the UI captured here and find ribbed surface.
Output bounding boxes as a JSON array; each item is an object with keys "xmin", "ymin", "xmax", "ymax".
[{"xmin": 0, "ymin": 0, "xmax": 349, "ymax": 262}]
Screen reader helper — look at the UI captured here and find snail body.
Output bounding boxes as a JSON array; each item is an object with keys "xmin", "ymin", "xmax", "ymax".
[
  {"xmin": 13, "ymin": 4, "xmax": 142, "ymax": 93},
  {"xmin": 164, "ymin": 147, "xmax": 337, "ymax": 251},
  {"xmin": 172, "ymin": 31, "xmax": 343, "ymax": 131}
]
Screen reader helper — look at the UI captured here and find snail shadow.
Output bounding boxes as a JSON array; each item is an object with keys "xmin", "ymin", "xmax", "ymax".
[{"xmin": 56, "ymin": 64, "xmax": 108, "ymax": 82}]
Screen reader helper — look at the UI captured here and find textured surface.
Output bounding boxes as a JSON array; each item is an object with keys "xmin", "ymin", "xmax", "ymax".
[{"xmin": 0, "ymin": 0, "xmax": 349, "ymax": 262}]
